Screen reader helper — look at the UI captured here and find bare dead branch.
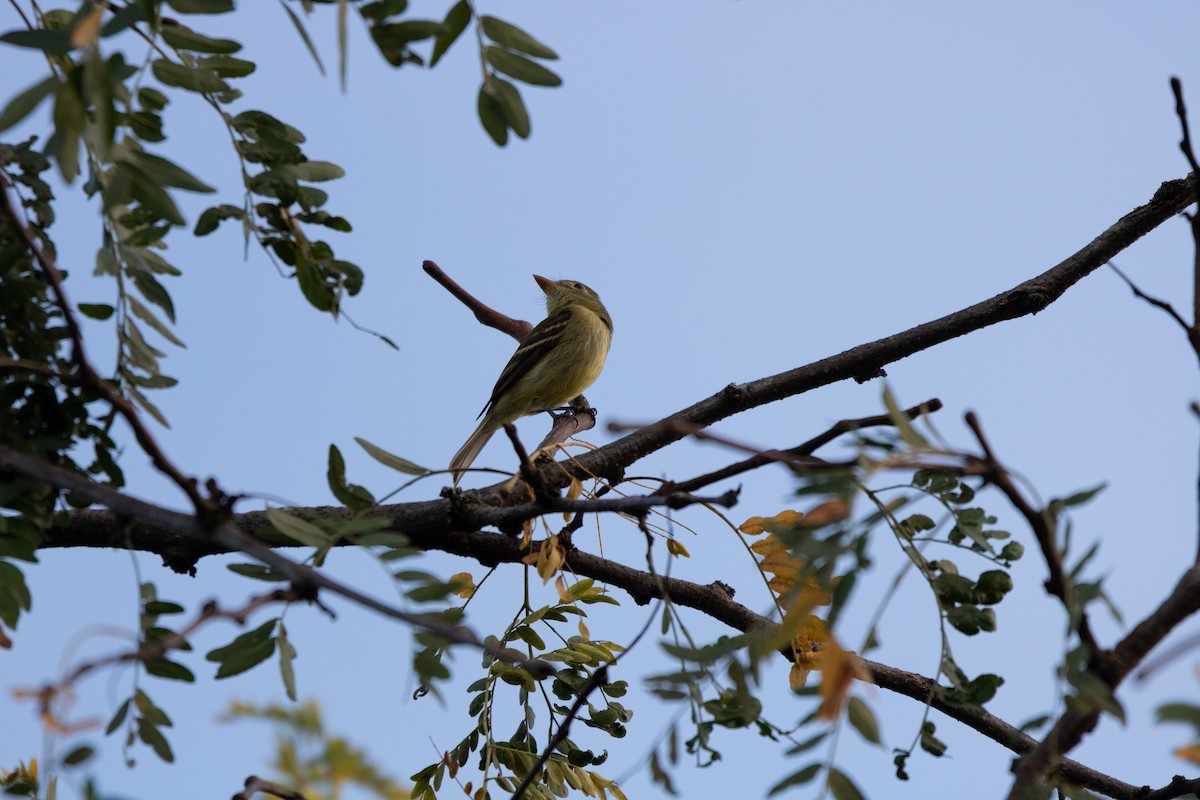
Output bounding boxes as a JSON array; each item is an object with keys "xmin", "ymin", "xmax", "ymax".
[
  {"xmin": 423, "ymin": 259, "xmax": 532, "ymax": 341},
  {"xmin": 1169, "ymin": 79, "xmax": 1200, "ymax": 373},
  {"xmin": 1107, "ymin": 261, "xmax": 1199, "ymax": 353}
]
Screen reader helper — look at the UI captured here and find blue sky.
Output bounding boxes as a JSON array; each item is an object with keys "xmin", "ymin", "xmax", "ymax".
[{"xmin": 3, "ymin": 2, "xmax": 1200, "ymax": 798}]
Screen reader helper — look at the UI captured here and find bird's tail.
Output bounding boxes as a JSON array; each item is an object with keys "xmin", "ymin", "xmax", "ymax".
[{"xmin": 449, "ymin": 417, "xmax": 497, "ymax": 486}]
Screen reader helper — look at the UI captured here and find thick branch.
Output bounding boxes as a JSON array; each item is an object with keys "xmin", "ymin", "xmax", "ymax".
[
  {"xmin": 1006, "ymin": 567, "xmax": 1200, "ymax": 797},
  {"xmin": 0, "ymin": 444, "xmax": 553, "ymax": 676},
  {"xmin": 566, "ymin": 174, "xmax": 1197, "ymax": 485},
  {"xmin": 16, "ymin": 449, "xmax": 1184, "ymax": 798}
]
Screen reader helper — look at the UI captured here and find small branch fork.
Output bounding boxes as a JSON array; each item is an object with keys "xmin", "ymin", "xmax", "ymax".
[
  {"xmin": 610, "ymin": 397, "xmax": 944, "ymax": 493},
  {"xmin": 964, "ymin": 412, "xmax": 1104, "ymax": 661},
  {"xmin": 966, "ymin": 408, "xmax": 1200, "ymax": 797},
  {"xmin": 0, "ymin": 169, "xmax": 219, "ymax": 521},
  {"xmin": 0, "ymin": 443, "xmax": 556, "ymax": 678}
]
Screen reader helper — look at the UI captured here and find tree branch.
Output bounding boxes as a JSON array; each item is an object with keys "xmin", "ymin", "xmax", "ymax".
[
  {"xmin": 610, "ymin": 397, "xmax": 942, "ymax": 493},
  {"xmin": 565, "ymin": 174, "xmax": 1197, "ymax": 486},
  {"xmin": 964, "ymin": 412, "xmax": 1103, "ymax": 660},
  {"xmin": 1005, "ymin": 566, "xmax": 1200, "ymax": 797},
  {"xmin": 0, "ymin": 168, "xmax": 216, "ymax": 519}
]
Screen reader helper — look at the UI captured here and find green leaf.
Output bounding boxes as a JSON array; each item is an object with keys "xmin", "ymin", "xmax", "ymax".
[
  {"xmin": 827, "ymin": 767, "xmax": 865, "ymax": 800},
  {"xmin": 768, "ymin": 763, "xmax": 821, "ymax": 795},
  {"xmin": 63, "ymin": 745, "xmax": 94, "ymax": 766},
  {"xmin": 151, "ymin": 58, "xmax": 229, "ymax": 94},
  {"xmin": 430, "ymin": 0, "xmax": 470, "ymax": 67},
  {"xmin": 129, "ymin": 296, "xmax": 185, "ymax": 348},
  {"xmin": 327, "ymin": 444, "xmax": 375, "ymax": 510},
  {"xmin": 360, "ymin": 0, "xmax": 409, "ymax": 22},
  {"xmin": 227, "ymin": 563, "xmax": 288, "ymax": 582},
  {"xmin": 847, "ymin": 696, "xmax": 882, "ymax": 744},
  {"xmin": 278, "ymin": 621, "xmax": 297, "ymax": 701},
  {"xmin": 145, "ymin": 657, "xmax": 196, "ymax": 682},
  {"xmin": 116, "ymin": 162, "xmax": 184, "ymax": 225},
  {"xmin": 206, "ymin": 619, "xmax": 277, "ymax": 678},
  {"xmin": 266, "ymin": 507, "xmax": 332, "ymax": 547},
  {"xmin": 138, "ymin": 87, "xmax": 170, "ymax": 111},
  {"xmin": 490, "ymin": 78, "xmax": 530, "ymax": 139},
  {"xmin": 0, "ymin": 75, "xmax": 58, "ymax": 132},
  {"xmin": 1052, "ymin": 483, "xmax": 1107, "ymax": 510},
  {"xmin": 372, "ymin": 20, "xmax": 444, "ymax": 47},
  {"xmin": 137, "ymin": 719, "xmax": 175, "ymax": 762},
  {"xmin": 477, "ymin": 84, "xmax": 508, "ymax": 146},
  {"xmin": 283, "ymin": 161, "xmax": 345, "ymax": 182},
  {"xmin": 480, "ymin": 16, "xmax": 558, "ymax": 60},
  {"xmin": 105, "ymin": 698, "xmax": 131, "ymax": 735},
  {"xmin": 198, "ymin": 54, "xmax": 256, "ymax": 78},
  {"xmin": 101, "ymin": 3, "xmax": 144, "ymax": 37},
  {"xmin": 159, "ymin": 26, "xmax": 241, "ymax": 53},
  {"xmin": 278, "ymin": 0, "xmax": 325, "ymax": 75},
  {"xmin": 0, "ymin": 28, "xmax": 73, "ymax": 54},
  {"xmin": 52, "ymin": 79, "xmax": 85, "ymax": 182},
  {"xmin": 165, "ymin": 0, "xmax": 235, "ymax": 13},
  {"xmin": 126, "ymin": 384, "xmax": 170, "ymax": 427},
  {"xmin": 125, "ymin": 151, "xmax": 216, "ymax": 193},
  {"xmin": 882, "ymin": 384, "xmax": 927, "ymax": 447},
  {"xmin": 194, "ymin": 203, "xmax": 245, "ymax": 235},
  {"xmin": 486, "ymin": 47, "xmax": 562, "ymax": 87},
  {"xmin": 78, "ymin": 302, "xmax": 115, "ymax": 320},
  {"xmin": 355, "ymin": 437, "xmax": 428, "ymax": 475}
]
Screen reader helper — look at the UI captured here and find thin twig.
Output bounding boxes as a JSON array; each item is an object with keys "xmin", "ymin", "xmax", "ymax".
[
  {"xmin": 964, "ymin": 412, "xmax": 1103, "ymax": 660},
  {"xmin": 1107, "ymin": 261, "xmax": 1196, "ymax": 340},
  {"xmin": 1169, "ymin": 78, "xmax": 1200, "ymax": 369},
  {"xmin": 611, "ymin": 399, "xmax": 943, "ymax": 493},
  {"xmin": 510, "ymin": 666, "xmax": 609, "ymax": 800},
  {"xmin": 423, "ymin": 259, "xmax": 531, "ymax": 341},
  {"xmin": 426, "ymin": 261, "xmax": 598, "ymax": 455}
]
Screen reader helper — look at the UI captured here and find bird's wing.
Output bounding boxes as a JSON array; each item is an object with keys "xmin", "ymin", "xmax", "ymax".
[{"xmin": 478, "ymin": 309, "xmax": 572, "ymax": 419}]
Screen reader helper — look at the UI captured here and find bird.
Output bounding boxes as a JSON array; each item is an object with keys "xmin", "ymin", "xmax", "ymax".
[{"xmin": 449, "ymin": 275, "xmax": 613, "ymax": 486}]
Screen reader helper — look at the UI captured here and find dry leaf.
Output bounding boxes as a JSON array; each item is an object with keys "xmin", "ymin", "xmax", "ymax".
[
  {"xmin": 1175, "ymin": 743, "xmax": 1200, "ymax": 765},
  {"xmin": 789, "ymin": 661, "xmax": 810, "ymax": 691},
  {"xmin": 449, "ymin": 572, "xmax": 475, "ymax": 599},
  {"xmin": 814, "ymin": 638, "xmax": 872, "ymax": 720},
  {"xmin": 800, "ymin": 499, "xmax": 851, "ymax": 528},
  {"xmin": 70, "ymin": 5, "xmax": 105, "ymax": 48},
  {"xmin": 738, "ymin": 509, "xmax": 805, "ymax": 536},
  {"xmin": 665, "ymin": 538, "xmax": 690, "ymax": 557}
]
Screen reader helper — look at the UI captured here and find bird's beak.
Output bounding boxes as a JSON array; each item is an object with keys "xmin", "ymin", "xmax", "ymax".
[{"xmin": 533, "ymin": 274, "xmax": 555, "ymax": 294}]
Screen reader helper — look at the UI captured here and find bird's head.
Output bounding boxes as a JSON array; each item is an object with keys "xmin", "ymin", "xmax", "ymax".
[{"xmin": 533, "ymin": 275, "xmax": 608, "ymax": 319}]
